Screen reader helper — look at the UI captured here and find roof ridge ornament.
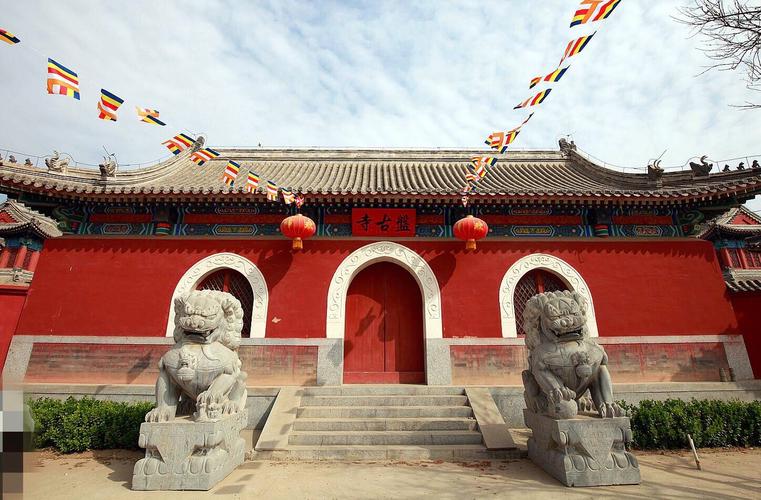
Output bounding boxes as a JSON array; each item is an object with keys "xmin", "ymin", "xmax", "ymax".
[
  {"xmin": 191, "ymin": 136, "xmax": 206, "ymax": 153},
  {"xmin": 558, "ymin": 138, "xmax": 577, "ymax": 154},
  {"xmin": 647, "ymin": 159, "xmax": 664, "ymax": 188},
  {"xmin": 689, "ymin": 155, "xmax": 713, "ymax": 177},
  {"xmin": 44, "ymin": 150, "xmax": 70, "ymax": 174},
  {"xmin": 99, "ymin": 154, "xmax": 118, "ymax": 178}
]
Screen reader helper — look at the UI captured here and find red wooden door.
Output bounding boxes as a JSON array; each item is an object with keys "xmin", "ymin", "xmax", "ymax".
[{"xmin": 344, "ymin": 262, "xmax": 424, "ymax": 384}]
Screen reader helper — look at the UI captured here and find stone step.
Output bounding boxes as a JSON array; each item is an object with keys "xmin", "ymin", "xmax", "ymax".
[
  {"xmin": 292, "ymin": 417, "xmax": 478, "ymax": 432},
  {"xmin": 297, "ymin": 405, "xmax": 475, "ymax": 419},
  {"xmin": 249, "ymin": 445, "xmax": 526, "ymax": 461},
  {"xmin": 288, "ymin": 430, "xmax": 484, "ymax": 446},
  {"xmin": 300, "ymin": 395, "xmax": 469, "ymax": 407},
  {"xmin": 301, "ymin": 386, "xmax": 465, "ymax": 396}
]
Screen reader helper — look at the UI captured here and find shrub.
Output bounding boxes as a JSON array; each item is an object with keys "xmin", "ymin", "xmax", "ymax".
[
  {"xmin": 27, "ymin": 397, "xmax": 153, "ymax": 453},
  {"xmin": 624, "ymin": 399, "xmax": 761, "ymax": 450}
]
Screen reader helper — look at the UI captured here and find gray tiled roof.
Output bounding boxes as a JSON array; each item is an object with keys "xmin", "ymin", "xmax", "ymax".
[
  {"xmin": 726, "ymin": 279, "xmax": 761, "ymax": 293},
  {"xmin": 0, "ymin": 200, "xmax": 62, "ymax": 239},
  {"xmin": 2, "ymin": 147, "xmax": 761, "ymax": 203}
]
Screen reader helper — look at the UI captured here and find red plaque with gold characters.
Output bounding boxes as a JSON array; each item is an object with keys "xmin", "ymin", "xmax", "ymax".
[{"xmin": 351, "ymin": 208, "xmax": 416, "ymax": 237}]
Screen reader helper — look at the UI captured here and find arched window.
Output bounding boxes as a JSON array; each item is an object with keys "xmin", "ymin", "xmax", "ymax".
[
  {"xmin": 514, "ymin": 269, "xmax": 569, "ymax": 336},
  {"xmin": 196, "ymin": 269, "xmax": 254, "ymax": 338}
]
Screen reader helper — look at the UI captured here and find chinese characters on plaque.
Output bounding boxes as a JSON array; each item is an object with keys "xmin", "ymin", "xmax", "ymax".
[{"xmin": 351, "ymin": 208, "xmax": 416, "ymax": 237}]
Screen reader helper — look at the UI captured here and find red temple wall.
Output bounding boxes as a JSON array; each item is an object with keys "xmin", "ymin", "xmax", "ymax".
[
  {"xmin": 0, "ymin": 285, "xmax": 28, "ymax": 370},
  {"xmin": 14, "ymin": 237, "xmax": 736, "ymax": 339},
  {"xmin": 729, "ymin": 292, "xmax": 761, "ymax": 378}
]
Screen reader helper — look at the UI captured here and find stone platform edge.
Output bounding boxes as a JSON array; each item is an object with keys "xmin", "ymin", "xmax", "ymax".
[{"xmin": 18, "ymin": 380, "xmax": 761, "ymax": 428}]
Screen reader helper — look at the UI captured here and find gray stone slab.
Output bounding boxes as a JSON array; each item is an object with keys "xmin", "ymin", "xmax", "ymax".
[
  {"xmin": 255, "ymin": 387, "xmax": 300, "ymax": 451},
  {"xmin": 132, "ymin": 410, "xmax": 247, "ymax": 491},
  {"xmin": 466, "ymin": 387, "xmax": 516, "ymax": 450},
  {"xmin": 524, "ymin": 410, "xmax": 640, "ymax": 487},
  {"xmin": 425, "ymin": 339, "xmax": 452, "ymax": 385},
  {"xmin": 2, "ymin": 336, "xmax": 33, "ymax": 383},
  {"xmin": 317, "ymin": 339, "xmax": 343, "ymax": 386}
]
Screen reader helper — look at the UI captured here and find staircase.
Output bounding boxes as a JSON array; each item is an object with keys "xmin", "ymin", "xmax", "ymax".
[{"xmin": 253, "ymin": 386, "xmax": 523, "ymax": 461}]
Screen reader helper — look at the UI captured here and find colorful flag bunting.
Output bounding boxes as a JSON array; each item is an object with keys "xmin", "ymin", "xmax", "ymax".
[
  {"xmin": 560, "ymin": 33, "xmax": 595, "ymax": 65},
  {"xmin": 162, "ymin": 133, "xmax": 195, "ymax": 155},
  {"xmin": 141, "ymin": 115, "xmax": 166, "ymax": 126},
  {"xmin": 571, "ymin": 0, "xmax": 621, "ymax": 26},
  {"xmin": 469, "ymin": 156, "xmax": 497, "ymax": 180},
  {"xmin": 47, "ymin": 58, "xmax": 80, "ymax": 100},
  {"xmin": 514, "ymin": 89, "xmax": 552, "ymax": 109},
  {"xmin": 529, "ymin": 67, "xmax": 569, "ymax": 89},
  {"xmin": 570, "ymin": 0, "xmax": 604, "ymax": 27},
  {"xmin": 222, "ymin": 160, "xmax": 240, "ymax": 186},
  {"xmin": 266, "ymin": 181, "xmax": 278, "ymax": 201},
  {"xmin": 465, "ymin": 172, "xmax": 478, "ymax": 183},
  {"xmin": 0, "ymin": 29, "xmax": 20, "ymax": 45},
  {"xmin": 245, "ymin": 172, "xmax": 260, "ymax": 193},
  {"xmin": 485, "ymin": 113, "xmax": 533, "ymax": 153},
  {"xmin": 190, "ymin": 148, "xmax": 220, "ymax": 166},
  {"xmin": 97, "ymin": 89, "xmax": 124, "ymax": 121},
  {"xmin": 295, "ymin": 195, "xmax": 305, "ymax": 209},
  {"xmin": 136, "ymin": 107, "xmax": 165, "ymax": 125},
  {"xmin": 281, "ymin": 188, "xmax": 294, "ymax": 205},
  {"xmin": 486, "ymin": 130, "xmax": 520, "ymax": 154},
  {"xmin": 594, "ymin": 0, "xmax": 622, "ymax": 21}
]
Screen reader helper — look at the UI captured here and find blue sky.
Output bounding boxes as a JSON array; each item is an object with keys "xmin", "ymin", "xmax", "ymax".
[{"xmin": 1, "ymin": 0, "xmax": 760, "ymax": 210}]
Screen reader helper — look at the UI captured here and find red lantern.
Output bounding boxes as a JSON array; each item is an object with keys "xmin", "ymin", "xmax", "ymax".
[
  {"xmin": 453, "ymin": 215, "xmax": 488, "ymax": 250},
  {"xmin": 280, "ymin": 214, "xmax": 316, "ymax": 250}
]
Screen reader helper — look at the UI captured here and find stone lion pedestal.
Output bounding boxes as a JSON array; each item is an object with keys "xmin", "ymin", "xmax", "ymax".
[
  {"xmin": 524, "ymin": 410, "xmax": 640, "ymax": 487},
  {"xmin": 520, "ymin": 290, "xmax": 641, "ymax": 488},
  {"xmin": 132, "ymin": 410, "xmax": 247, "ymax": 491},
  {"xmin": 132, "ymin": 290, "xmax": 251, "ymax": 491}
]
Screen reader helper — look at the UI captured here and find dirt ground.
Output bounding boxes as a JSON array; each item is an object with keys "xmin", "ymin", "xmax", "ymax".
[{"xmin": 10, "ymin": 447, "xmax": 761, "ymax": 499}]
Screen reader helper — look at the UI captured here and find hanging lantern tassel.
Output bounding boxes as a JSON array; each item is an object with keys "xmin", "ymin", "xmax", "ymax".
[
  {"xmin": 280, "ymin": 214, "xmax": 316, "ymax": 251},
  {"xmin": 453, "ymin": 215, "xmax": 488, "ymax": 251}
]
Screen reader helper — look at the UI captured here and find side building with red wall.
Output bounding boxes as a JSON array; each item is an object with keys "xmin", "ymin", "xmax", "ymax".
[{"xmin": 700, "ymin": 206, "xmax": 761, "ymax": 378}]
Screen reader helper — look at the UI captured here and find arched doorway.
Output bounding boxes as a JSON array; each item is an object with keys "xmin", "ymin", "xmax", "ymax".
[
  {"xmin": 196, "ymin": 268, "xmax": 254, "ymax": 338},
  {"xmin": 343, "ymin": 262, "xmax": 425, "ymax": 384},
  {"xmin": 513, "ymin": 270, "xmax": 569, "ymax": 336}
]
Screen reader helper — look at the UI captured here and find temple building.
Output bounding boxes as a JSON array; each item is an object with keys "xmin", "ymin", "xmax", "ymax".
[{"xmin": 1, "ymin": 141, "xmax": 760, "ymax": 411}]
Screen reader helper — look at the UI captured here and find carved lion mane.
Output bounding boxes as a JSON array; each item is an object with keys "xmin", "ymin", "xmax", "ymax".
[{"xmin": 173, "ymin": 290, "xmax": 244, "ymax": 350}]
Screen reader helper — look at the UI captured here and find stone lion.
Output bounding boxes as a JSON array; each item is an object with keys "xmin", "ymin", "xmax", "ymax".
[
  {"xmin": 145, "ymin": 290, "xmax": 248, "ymax": 423},
  {"xmin": 522, "ymin": 290, "xmax": 624, "ymax": 419}
]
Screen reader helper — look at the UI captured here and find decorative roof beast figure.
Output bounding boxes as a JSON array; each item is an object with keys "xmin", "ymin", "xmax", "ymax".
[
  {"xmin": 99, "ymin": 154, "xmax": 118, "ymax": 177},
  {"xmin": 522, "ymin": 290, "xmax": 624, "ymax": 419},
  {"xmin": 44, "ymin": 150, "xmax": 69, "ymax": 174},
  {"xmin": 145, "ymin": 290, "xmax": 248, "ymax": 423},
  {"xmin": 689, "ymin": 155, "xmax": 712, "ymax": 176}
]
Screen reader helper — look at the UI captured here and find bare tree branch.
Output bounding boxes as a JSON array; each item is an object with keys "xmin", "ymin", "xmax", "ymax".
[{"xmin": 676, "ymin": 0, "xmax": 761, "ymax": 109}]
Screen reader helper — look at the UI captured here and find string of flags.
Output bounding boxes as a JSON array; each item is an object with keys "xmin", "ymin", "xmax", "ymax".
[
  {"xmin": 2, "ymin": 2, "xmax": 623, "ymax": 211},
  {"xmin": 461, "ymin": 0, "xmax": 623, "ymax": 207},
  {"xmin": 2, "ymin": 26, "xmax": 309, "ymax": 210}
]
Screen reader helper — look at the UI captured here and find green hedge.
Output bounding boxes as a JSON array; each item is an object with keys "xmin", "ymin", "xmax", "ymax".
[
  {"xmin": 26, "ymin": 396, "xmax": 761, "ymax": 453},
  {"xmin": 624, "ymin": 399, "xmax": 761, "ymax": 450},
  {"xmin": 28, "ymin": 397, "xmax": 153, "ymax": 453}
]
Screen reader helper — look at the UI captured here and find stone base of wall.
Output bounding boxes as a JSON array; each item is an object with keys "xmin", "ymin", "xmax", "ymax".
[
  {"xmin": 445, "ymin": 335, "xmax": 753, "ymax": 386},
  {"xmin": 3, "ymin": 334, "xmax": 754, "ymax": 388}
]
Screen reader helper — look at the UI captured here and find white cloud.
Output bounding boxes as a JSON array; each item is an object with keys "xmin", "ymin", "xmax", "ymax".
[{"xmin": 0, "ymin": 0, "xmax": 759, "ymax": 210}]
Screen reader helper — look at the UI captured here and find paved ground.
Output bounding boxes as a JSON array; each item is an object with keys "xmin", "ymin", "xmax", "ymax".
[{"xmin": 14, "ymin": 448, "xmax": 761, "ymax": 499}]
